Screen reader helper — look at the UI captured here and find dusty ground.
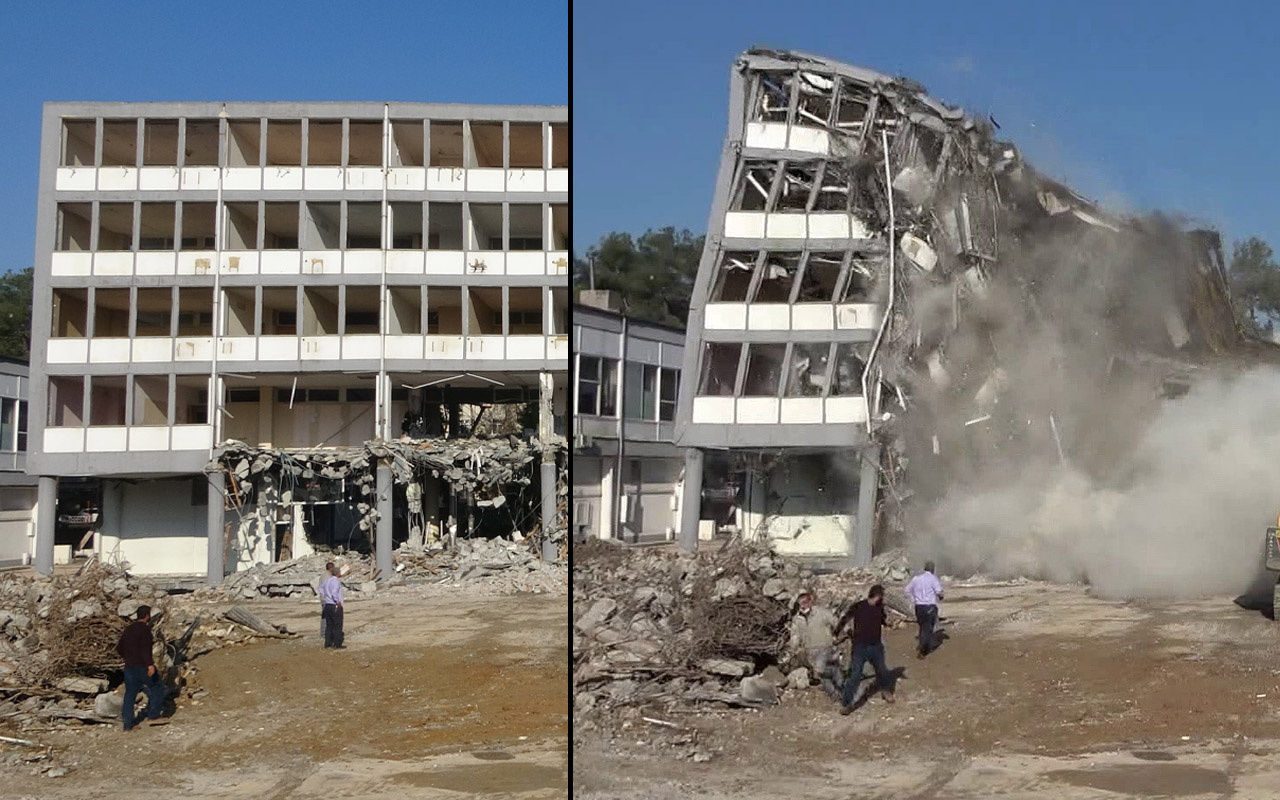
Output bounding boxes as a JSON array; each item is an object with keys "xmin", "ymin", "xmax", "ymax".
[
  {"xmin": 1, "ymin": 585, "xmax": 568, "ymax": 799},
  {"xmin": 574, "ymin": 581, "xmax": 1280, "ymax": 798}
]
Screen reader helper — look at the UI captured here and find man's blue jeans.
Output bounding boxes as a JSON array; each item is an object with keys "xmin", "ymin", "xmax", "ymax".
[
  {"xmin": 842, "ymin": 642, "xmax": 889, "ymax": 707},
  {"xmin": 121, "ymin": 666, "xmax": 164, "ymax": 730},
  {"xmin": 914, "ymin": 604, "xmax": 939, "ymax": 655}
]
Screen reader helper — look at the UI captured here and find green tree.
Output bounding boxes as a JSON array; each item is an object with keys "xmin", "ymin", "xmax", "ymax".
[
  {"xmin": 572, "ymin": 228, "xmax": 704, "ymax": 327},
  {"xmin": 1229, "ymin": 237, "xmax": 1280, "ymax": 337},
  {"xmin": 0, "ymin": 269, "xmax": 32, "ymax": 361}
]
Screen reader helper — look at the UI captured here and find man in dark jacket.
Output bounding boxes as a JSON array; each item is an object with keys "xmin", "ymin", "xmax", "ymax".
[
  {"xmin": 116, "ymin": 605, "xmax": 166, "ymax": 731},
  {"xmin": 837, "ymin": 584, "xmax": 895, "ymax": 713}
]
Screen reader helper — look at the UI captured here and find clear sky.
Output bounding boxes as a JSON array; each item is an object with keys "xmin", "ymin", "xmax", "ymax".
[
  {"xmin": 574, "ymin": 0, "xmax": 1278, "ymax": 256},
  {"xmin": 0, "ymin": 0, "xmax": 568, "ymax": 271}
]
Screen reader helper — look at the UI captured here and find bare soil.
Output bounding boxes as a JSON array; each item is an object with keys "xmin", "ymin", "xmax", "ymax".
[
  {"xmin": 574, "ymin": 581, "xmax": 1280, "ymax": 798},
  {"xmin": 2, "ymin": 587, "xmax": 568, "ymax": 799}
]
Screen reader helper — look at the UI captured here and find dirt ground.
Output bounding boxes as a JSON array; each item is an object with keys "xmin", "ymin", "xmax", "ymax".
[
  {"xmin": 574, "ymin": 580, "xmax": 1280, "ymax": 799},
  {"xmin": 1, "ymin": 586, "xmax": 568, "ymax": 799}
]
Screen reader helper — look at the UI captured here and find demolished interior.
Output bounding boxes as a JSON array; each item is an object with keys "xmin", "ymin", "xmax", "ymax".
[
  {"xmin": 208, "ymin": 431, "xmax": 567, "ymax": 572},
  {"xmin": 678, "ymin": 49, "xmax": 1277, "ymax": 577}
]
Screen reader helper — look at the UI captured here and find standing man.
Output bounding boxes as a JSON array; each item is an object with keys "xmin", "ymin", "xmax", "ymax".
[
  {"xmin": 318, "ymin": 562, "xmax": 345, "ymax": 649},
  {"xmin": 789, "ymin": 592, "xmax": 842, "ymax": 701},
  {"xmin": 904, "ymin": 560, "xmax": 944, "ymax": 658},
  {"xmin": 838, "ymin": 584, "xmax": 895, "ymax": 713},
  {"xmin": 116, "ymin": 605, "xmax": 166, "ymax": 731}
]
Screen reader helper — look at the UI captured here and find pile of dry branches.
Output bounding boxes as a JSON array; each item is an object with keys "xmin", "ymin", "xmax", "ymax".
[
  {"xmin": 12, "ymin": 561, "xmax": 166, "ymax": 686},
  {"xmin": 683, "ymin": 543, "xmax": 790, "ymax": 663}
]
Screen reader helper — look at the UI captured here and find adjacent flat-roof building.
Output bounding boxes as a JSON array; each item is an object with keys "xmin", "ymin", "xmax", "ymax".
[
  {"xmin": 0, "ymin": 360, "xmax": 36, "ymax": 567},
  {"xmin": 31, "ymin": 102, "xmax": 568, "ymax": 577},
  {"xmin": 571, "ymin": 291, "xmax": 686, "ymax": 543}
]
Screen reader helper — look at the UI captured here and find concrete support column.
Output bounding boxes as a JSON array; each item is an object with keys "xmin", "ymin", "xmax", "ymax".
[
  {"xmin": 206, "ymin": 471, "xmax": 226, "ymax": 586},
  {"xmin": 538, "ymin": 371, "xmax": 557, "ymax": 562},
  {"xmin": 375, "ymin": 460, "xmax": 393, "ymax": 579},
  {"xmin": 853, "ymin": 445, "xmax": 881, "ymax": 568},
  {"xmin": 540, "ymin": 460, "xmax": 557, "ymax": 561},
  {"xmin": 423, "ymin": 476, "xmax": 441, "ymax": 543},
  {"xmin": 35, "ymin": 476, "xmax": 56, "ymax": 575},
  {"xmin": 678, "ymin": 448, "xmax": 703, "ymax": 553}
]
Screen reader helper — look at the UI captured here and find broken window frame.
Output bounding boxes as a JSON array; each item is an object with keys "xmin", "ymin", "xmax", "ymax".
[
  {"xmin": 834, "ymin": 80, "xmax": 871, "ymax": 136},
  {"xmin": 830, "ymin": 343, "xmax": 870, "ymax": 396},
  {"xmin": 729, "ymin": 160, "xmax": 783, "ymax": 213},
  {"xmin": 836, "ymin": 257, "xmax": 879, "ymax": 303},
  {"xmin": 749, "ymin": 71, "xmax": 793, "ymax": 124},
  {"xmin": 740, "ymin": 343, "xmax": 788, "ymax": 398},
  {"xmin": 696, "ymin": 342, "xmax": 742, "ymax": 397},
  {"xmin": 792, "ymin": 251, "xmax": 848, "ymax": 303},
  {"xmin": 709, "ymin": 249, "xmax": 761, "ymax": 303},
  {"xmin": 794, "ymin": 70, "xmax": 835, "ymax": 130},
  {"xmin": 751, "ymin": 251, "xmax": 802, "ymax": 303},
  {"xmin": 784, "ymin": 342, "xmax": 835, "ymax": 397},
  {"xmin": 775, "ymin": 160, "xmax": 821, "ymax": 214}
]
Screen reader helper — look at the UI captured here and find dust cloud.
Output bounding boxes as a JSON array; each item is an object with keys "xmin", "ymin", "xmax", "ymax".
[{"xmin": 913, "ymin": 368, "xmax": 1280, "ymax": 599}]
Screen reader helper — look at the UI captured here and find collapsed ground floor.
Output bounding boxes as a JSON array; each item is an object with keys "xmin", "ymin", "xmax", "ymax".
[
  {"xmin": 575, "ymin": 444, "xmax": 881, "ymax": 562},
  {"xmin": 29, "ymin": 434, "xmax": 566, "ymax": 579}
]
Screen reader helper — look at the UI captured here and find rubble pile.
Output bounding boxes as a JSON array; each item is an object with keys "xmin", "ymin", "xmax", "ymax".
[
  {"xmin": 216, "ymin": 536, "xmax": 566, "ymax": 600},
  {"xmin": 573, "ymin": 539, "xmax": 927, "ymax": 736},
  {"xmin": 574, "ymin": 540, "xmax": 810, "ymax": 721},
  {"xmin": 397, "ymin": 537, "xmax": 566, "ymax": 594},
  {"xmin": 211, "ymin": 435, "xmax": 568, "ymax": 557},
  {"xmin": 220, "ymin": 553, "xmax": 376, "ymax": 600},
  {"xmin": 0, "ymin": 561, "xmax": 271, "ymax": 734}
]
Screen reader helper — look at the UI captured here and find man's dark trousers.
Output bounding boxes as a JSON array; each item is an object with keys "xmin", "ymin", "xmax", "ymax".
[
  {"xmin": 322, "ymin": 603, "xmax": 344, "ymax": 648},
  {"xmin": 121, "ymin": 666, "xmax": 164, "ymax": 730},
  {"xmin": 841, "ymin": 642, "xmax": 889, "ymax": 706},
  {"xmin": 914, "ymin": 604, "xmax": 938, "ymax": 655}
]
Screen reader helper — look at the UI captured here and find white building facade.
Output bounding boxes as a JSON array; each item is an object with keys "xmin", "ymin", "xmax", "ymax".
[{"xmin": 31, "ymin": 102, "xmax": 568, "ymax": 576}]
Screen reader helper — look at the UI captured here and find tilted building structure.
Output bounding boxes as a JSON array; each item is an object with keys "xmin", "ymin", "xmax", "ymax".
[{"xmin": 676, "ymin": 49, "xmax": 1244, "ymax": 563}]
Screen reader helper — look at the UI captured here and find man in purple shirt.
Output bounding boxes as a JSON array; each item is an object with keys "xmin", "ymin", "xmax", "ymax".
[
  {"xmin": 318, "ymin": 562, "xmax": 345, "ymax": 649},
  {"xmin": 904, "ymin": 560, "xmax": 944, "ymax": 658}
]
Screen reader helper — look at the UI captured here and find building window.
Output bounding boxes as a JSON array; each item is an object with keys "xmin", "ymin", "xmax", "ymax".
[
  {"xmin": 226, "ymin": 388, "xmax": 260, "ymax": 403},
  {"xmin": 493, "ymin": 310, "xmax": 542, "ymax": 328},
  {"xmin": 17, "ymin": 401, "xmax": 27, "ymax": 452},
  {"xmin": 577, "ymin": 355, "xmax": 619, "ymax": 417},
  {"xmin": 0, "ymin": 398, "xmax": 15, "ymax": 451},
  {"xmin": 346, "ymin": 388, "xmax": 375, "ymax": 402},
  {"xmin": 577, "ymin": 355, "xmax": 600, "ymax": 416},
  {"xmin": 274, "ymin": 388, "xmax": 341, "ymax": 403},
  {"xmin": 623, "ymin": 361, "xmax": 645, "ymax": 420},
  {"xmin": 659, "ymin": 368, "xmax": 678, "ymax": 421}
]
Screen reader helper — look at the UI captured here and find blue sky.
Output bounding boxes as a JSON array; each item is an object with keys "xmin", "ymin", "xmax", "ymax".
[
  {"xmin": 574, "ymin": 0, "xmax": 1279, "ymax": 257},
  {"xmin": 0, "ymin": 0, "xmax": 568, "ymax": 271}
]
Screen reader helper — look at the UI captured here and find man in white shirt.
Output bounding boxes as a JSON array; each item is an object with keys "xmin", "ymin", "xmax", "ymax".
[{"xmin": 904, "ymin": 560, "xmax": 943, "ymax": 658}]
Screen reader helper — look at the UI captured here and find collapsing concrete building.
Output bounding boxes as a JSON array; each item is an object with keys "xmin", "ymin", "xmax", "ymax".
[
  {"xmin": 675, "ymin": 49, "xmax": 1252, "ymax": 563},
  {"xmin": 30, "ymin": 102, "xmax": 570, "ymax": 581}
]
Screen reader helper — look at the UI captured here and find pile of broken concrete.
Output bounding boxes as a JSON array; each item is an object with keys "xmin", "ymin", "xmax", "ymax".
[
  {"xmin": 0, "ymin": 560, "xmax": 296, "ymax": 737},
  {"xmin": 573, "ymin": 540, "xmax": 920, "ymax": 735}
]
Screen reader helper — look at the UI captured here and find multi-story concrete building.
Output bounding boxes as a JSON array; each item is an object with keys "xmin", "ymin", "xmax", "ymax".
[
  {"xmin": 571, "ymin": 291, "xmax": 685, "ymax": 543},
  {"xmin": 31, "ymin": 102, "xmax": 568, "ymax": 578},
  {"xmin": 675, "ymin": 51, "xmax": 883, "ymax": 561}
]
